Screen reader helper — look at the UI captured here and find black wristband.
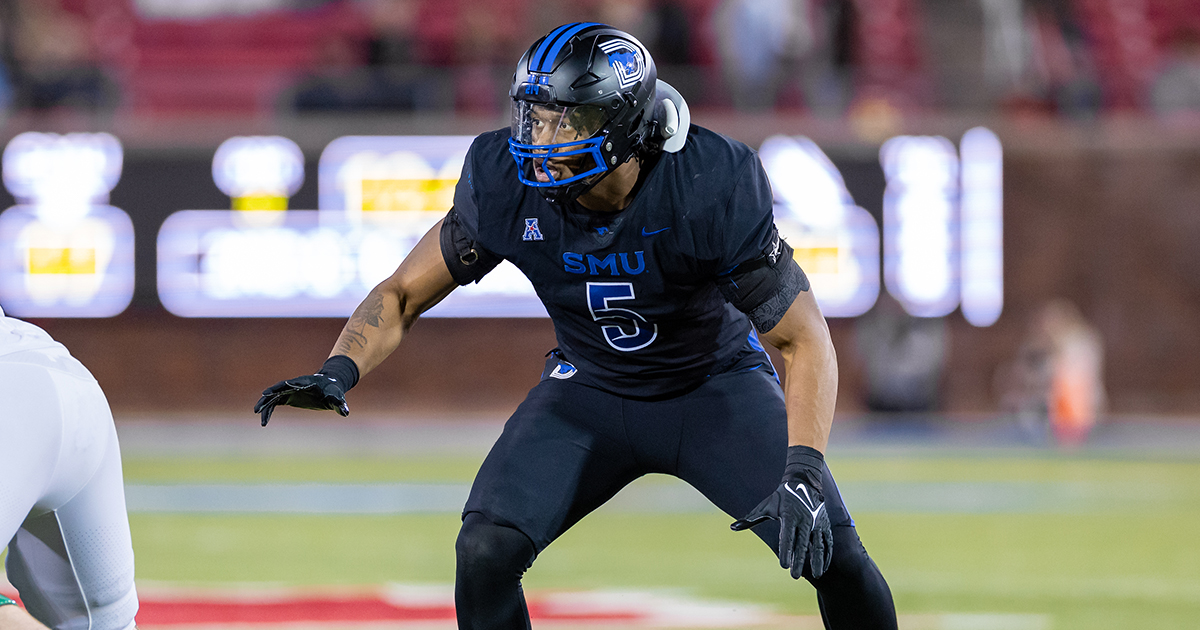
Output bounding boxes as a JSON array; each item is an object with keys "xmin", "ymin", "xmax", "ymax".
[
  {"xmin": 318, "ymin": 355, "xmax": 359, "ymax": 390},
  {"xmin": 784, "ymin": 444, "xmax": 825, "ymax": 493}
]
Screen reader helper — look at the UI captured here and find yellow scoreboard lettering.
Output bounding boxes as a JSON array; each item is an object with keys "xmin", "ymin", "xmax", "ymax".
[
  {"xmin": 793, "ymin": 246, "xmax": 839, "ymax": 275},
  {"xmin": 28, "ymin": 247, "xmax": 97, "ymax": 274},
  {"xmin": 233, "ymin": 195, "xmax": 288, "ymax": 211},
  {"xmin": 361, "ymin": 178, "xmax": 456, "ymax": 213}
]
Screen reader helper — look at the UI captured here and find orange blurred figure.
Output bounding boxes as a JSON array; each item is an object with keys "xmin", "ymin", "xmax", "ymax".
[{"xmin": 1000, "ymin": 298, "xmax": 1106, "ymax": 446}]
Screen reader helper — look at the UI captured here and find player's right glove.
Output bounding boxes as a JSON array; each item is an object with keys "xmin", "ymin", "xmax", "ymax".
[
  {"xmin": 255, "ymin": 355, "xmax": 359, "ymax": 426},
  {"xmin": 731, "ymin": 445, "xmax": 833, "ymax": 579}
]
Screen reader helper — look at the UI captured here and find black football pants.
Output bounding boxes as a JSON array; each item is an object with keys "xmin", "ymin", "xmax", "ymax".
[{"xmin": 455, "ymin": 365, "xmax": 897, "ymax": 630}]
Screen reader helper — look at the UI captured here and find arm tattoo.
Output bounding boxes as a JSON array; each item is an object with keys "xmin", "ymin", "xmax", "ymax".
[{"xmin": 334, "ymin": 291, "xmax": 385, "ymax": 355}]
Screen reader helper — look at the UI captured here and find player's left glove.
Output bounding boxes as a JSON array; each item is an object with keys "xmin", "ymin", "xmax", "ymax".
[
  {"xmin": 255, "ymin": 355, "xmax": 359, "ymax": 426},
  {"xmin": 731, "ymin": 445, "xmax": 833, "ymax": 579}
]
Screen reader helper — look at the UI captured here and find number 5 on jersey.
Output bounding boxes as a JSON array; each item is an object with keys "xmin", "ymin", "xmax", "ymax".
[{"xmin": 586, "ymin": 282, "xmax": 658, "ymax": 351}]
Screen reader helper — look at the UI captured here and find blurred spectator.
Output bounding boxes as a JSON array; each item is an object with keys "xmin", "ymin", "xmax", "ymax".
[
  {"xmin": 595, "ymin": 0, "xmax": 655, "ymax": 38},
  {"xmin": 711, "ymin": 0, "xmax": 815, "ymax": 111},
  {"xmin": 640, "ymin": 0, "xmax": 711, "ymax": 108},
  {"xmin": 454, "ymin": 1, "xmax": 524, "ymax": 114},
  {"xmin": 997, "ymin": 298, "xmax": 1106, "ymax": 446},
  {"xmin": 288, "ymin": 0, "xmax": 452, "ymax": 112},
  {"xmin": 853, "ymin": 293, "xmax": 948, "ymax": 413},
  {"xmin": 0, "ymin": 0, "xmax": 16, "ymax": 116},
  {"xmin": 646, "ymin": 0, "xmax": 692, "ymax": 65},
  {"xmin": 823, "ymin": 0, "xmax": 856, "ymax": 114},
  {"xmin": 709, "ymin": 0, "xmax": 855, "ymax": 114},
  {"xmin": 1025, "ymin": 0, "xmax": 1099, "ymax": 118},
  {"xmin": 1150, "ymin": 27, "xmax": 1200, "ymax": 121},
  {"xmin": 981, "ymin": 0, "xmax": 1099, "ymax": 118},
  {"xmin": 364, "ymin": 0, "xmax": 418, "ymax": 67},
  {"xmin": 980, "ymin": 0, "xmax": 1031, "ymax": 103},
  {"xmin": 8, "ymin": 0, "xmax": 117, "ymax": 113}
]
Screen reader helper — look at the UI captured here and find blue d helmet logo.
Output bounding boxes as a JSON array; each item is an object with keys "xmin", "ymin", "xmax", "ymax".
[
  {"xmin": 598, "ymin": 40, "xmax": 645, "ymax": 90},
  {"xmin": 549, "ymin": 359, "xmax": 577, "ymax": 379}
]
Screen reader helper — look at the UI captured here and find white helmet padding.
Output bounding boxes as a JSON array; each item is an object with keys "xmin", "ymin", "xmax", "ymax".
[{"xmin": 653, "ymin": 80, "xmax": 691, "ymax": 154}]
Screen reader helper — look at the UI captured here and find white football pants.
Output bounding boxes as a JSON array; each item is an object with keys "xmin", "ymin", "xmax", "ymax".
[{"xmin": 0, "ymin": 358, "xmax": 137, "ymax": 630}]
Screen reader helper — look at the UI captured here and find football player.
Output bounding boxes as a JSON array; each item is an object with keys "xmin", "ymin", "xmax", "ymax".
[
  {"xmin": 0, "ymin": 306, "xmax": 138, "ymax": 630},
  {"xmin": 257, "ymin": 23, "xmax": 897, "ymax": 630}
]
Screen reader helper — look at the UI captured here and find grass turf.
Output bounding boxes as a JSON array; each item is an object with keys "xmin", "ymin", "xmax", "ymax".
[{"xmin": 121, "ymin": 453, "xmax": 1200, "ymax": 629}]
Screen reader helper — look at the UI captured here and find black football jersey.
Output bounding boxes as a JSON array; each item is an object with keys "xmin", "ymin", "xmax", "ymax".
[{"xmin": 450, "ymin": 125, "xmax": 778, "ymax": 399}]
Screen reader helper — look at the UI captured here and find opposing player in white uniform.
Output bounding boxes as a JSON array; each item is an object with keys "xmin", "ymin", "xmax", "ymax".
[{"xmin": 0, "ymin": 306, "xmax": 138, "ymax": 630}]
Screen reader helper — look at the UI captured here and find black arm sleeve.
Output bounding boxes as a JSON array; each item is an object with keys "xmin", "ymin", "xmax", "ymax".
[
  {"xmin": 715, "ymin": 229, "xmax": 811, "ymax": 332},
  {"xmin": 440, "ymin": 207, "xmax": 503, "ymax": 286}
]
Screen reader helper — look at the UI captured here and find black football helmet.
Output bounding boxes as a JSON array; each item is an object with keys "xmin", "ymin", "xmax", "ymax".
[{"xmin": 509, "ymin": 23, "xmax": 658, "ymax": 204}]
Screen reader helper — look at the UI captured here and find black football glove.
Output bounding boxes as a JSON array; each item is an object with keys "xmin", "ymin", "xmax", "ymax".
[
  {"xmin": 255, "ymin": 355, "xmax": 359, "ymax": 426},
  {"xmin": 731, "ymin": 445, "xmax": 833, "ymax": 579}
]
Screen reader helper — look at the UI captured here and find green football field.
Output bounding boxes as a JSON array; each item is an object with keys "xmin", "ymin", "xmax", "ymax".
[{"xmin": 116, "ymin": 449, "xmax": 1200, "ymax": 630}]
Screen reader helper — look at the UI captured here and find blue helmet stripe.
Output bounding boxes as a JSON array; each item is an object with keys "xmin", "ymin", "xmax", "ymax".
[
  {"xmin": 529, "ymin": 22, "xmax": 576, "ymax": 73},
  {"xmin": 536, "ymin": 22, "xmax": 602, "ymax": 72}
]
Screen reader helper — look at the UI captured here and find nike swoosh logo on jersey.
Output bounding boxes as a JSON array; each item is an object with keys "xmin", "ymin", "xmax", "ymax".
[{"xmin": 642, "ymin": 226, "xmax": 671, "ymax": 236}]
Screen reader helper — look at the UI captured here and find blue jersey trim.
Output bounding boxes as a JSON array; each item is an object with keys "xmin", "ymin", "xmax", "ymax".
[
  {"xmin": 747, "ymin": 329, "xmax": 780, "ymax": 383},
  {"xmin": 747, "ymin": 328, "xmax": 765, "ymax": 352}
]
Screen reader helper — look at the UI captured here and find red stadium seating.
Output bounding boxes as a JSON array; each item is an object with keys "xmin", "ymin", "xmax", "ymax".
[
  {"xmin": 1071, "ymin": 0, "xmax": 1200, "ymax": 111},
  {"xmin": 849, "ymin": 0, "xmax": 930, "ymax": 109},
  {"xmin": 57, "ymin": 0, "xmax": 1198, "ymax": 117},
  {"xmin": 1073, "ymin": 0, "xmax": 1159, "ymax": 110},
  {"xmin": 80, "ymin": 0, "xmax": 370, "ymax": 116}
]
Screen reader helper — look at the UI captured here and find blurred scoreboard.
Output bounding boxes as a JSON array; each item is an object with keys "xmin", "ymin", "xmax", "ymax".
[
  {"xmin": 0, "ymin": 133, "xmax": 134, "ymax": 318},
  {"xmin": 0, "ymin": 129, "xmax": 1002, "ymax": 324},
  {"xmin": 157, "ymin": 135, "xmax": 543, "ymax": 318}
]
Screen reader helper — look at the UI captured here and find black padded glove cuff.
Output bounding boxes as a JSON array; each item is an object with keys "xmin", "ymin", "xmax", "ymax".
[
  {"xmin": 784, "ymin": 445, "xmax": 825, "ymax": 493},
  {"xmin": 319, "ymin": 355, "xmax": 360, "ymax": 391}
]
